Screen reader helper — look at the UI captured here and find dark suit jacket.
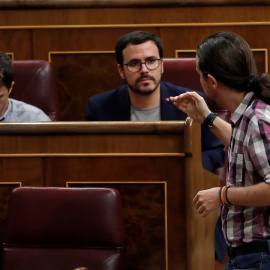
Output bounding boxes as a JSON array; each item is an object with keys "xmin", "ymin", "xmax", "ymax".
[{"xmin": 84, "ymin": 81, "xmax": 225, "ymax": 173}]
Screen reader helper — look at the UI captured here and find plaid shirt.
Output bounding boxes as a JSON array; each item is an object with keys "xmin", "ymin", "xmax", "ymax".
[{"xmin": 222, "ymin": 91, "xmax": 270, "ymax": 247}]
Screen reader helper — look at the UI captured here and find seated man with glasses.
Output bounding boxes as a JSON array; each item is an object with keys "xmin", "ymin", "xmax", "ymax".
[
  {"xmin": 83, "ymin": 30, "xmax": 225, "ymax": 173},
  {"xmin": 84, "ymin": 30, "xmax": 227, "ymax": 264},
  {"xmin": 83, "ymin": 30, "xmax": 227, "ymax": 264}
]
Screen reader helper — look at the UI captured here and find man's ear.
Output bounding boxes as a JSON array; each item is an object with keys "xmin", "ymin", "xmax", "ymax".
[
  {"xmin": 161, "ymin": 58, "xmax": 164, "ymax": 74},
  {"xmin": 207, "ymin": 74, "xmax": 218, "ymax": 90},
  {"xmin": 117, "ymin": 64, "xmax": 125, "ymax": 80},
  {"xmin": 8, "ymin": 81, "xmax": 15, "ymax": 95}
]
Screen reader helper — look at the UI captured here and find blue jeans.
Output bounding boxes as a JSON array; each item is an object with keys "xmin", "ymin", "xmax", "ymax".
[{"xmin": 224, "ymin": 241, "xmax": 270, "ymax": 270}]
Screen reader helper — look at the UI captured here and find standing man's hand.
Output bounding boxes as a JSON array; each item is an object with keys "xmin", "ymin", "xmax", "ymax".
[
  {"xmin": 168, "ymin": 91, "xmax": 211, "ymax": 124},
  {"xmin": 193, "ymin": 187, "xmax": 221, "ymax": 217}
]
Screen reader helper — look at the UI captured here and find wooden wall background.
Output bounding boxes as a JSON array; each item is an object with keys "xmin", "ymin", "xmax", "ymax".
[{"xmin": 0, "ymin": 0, "xmax": 269, "ymax": 121}]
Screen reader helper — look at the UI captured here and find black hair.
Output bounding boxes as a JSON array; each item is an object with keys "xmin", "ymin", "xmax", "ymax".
[
  {"xmin": 196, "ymin": 31, "xmax": 270, "ymax": 104},
  {"xmin": 0, "ymin": 51, "xmax": 14, "ymax": 89},
  {"xmin": 115, "ymin": 31, "xmax": 163, "ymax": 66}
]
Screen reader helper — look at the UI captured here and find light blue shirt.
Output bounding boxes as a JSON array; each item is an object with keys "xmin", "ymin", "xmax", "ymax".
[{"xmin": 0, "ymin": 98, "xmax": 51, "ymax": 122}]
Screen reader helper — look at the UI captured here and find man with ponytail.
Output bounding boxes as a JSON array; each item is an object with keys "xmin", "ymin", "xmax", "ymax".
[{"xmin": 168, "ymin": 31, "xmax": 270, "ymax": 269}]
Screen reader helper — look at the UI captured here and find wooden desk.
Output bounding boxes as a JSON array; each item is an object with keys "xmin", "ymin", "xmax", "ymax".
[{"xmin": 0, "ymin": 119, "xmax": 219, "ymax": 270}]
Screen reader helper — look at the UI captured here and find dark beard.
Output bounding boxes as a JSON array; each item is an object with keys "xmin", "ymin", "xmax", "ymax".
[{"xmin": 128, "ymin": 75, "xmax": 161, "ymax": 96}]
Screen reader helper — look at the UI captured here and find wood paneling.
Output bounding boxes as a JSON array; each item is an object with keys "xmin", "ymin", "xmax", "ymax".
[
  {"xmin": 0, "ymin": 4, "xmax": 269, "ymax": 120},
  {"xmin": 1, "ymin": 5, "xmax": 270, "ymax": 25},
  {"xmin": 0, "ymin": 30, "xmax": 32, "ymax": 60},
  {"xmin": 0, "ymin": 120, "xmax": 219, "ymax": 270},
  {"xmin": 1, "ymin": 0, "xmax": 270, "ymax": 9},
  {"xmin": 49, "ymin": 52, "xmax": 123, "ymax": 120}
]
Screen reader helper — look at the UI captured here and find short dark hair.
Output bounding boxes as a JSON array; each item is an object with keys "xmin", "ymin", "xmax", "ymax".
[
  {"xmin": 196, "ymin": 31, "xmax": 270, "ymax": 103},
  {"xmin": 0, "ymin": 51, "xmax": 14, "ymax": 89},
  {"xmin": 115, "ymin": 31, "xmax": 163, "ymax": 66}
]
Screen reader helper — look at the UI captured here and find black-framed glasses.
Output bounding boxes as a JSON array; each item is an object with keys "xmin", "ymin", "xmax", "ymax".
[{"xmin": 124, "ymin": 58, "xmax": 161, "ymax": 73}]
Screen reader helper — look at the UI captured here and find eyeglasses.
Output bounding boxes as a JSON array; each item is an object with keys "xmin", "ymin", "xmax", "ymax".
[{"xmin": 124, "ymin": 58, "xmax": 161, "ymax": 73}]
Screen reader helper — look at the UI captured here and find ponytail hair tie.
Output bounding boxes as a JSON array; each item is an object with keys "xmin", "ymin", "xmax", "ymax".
[{"xmin": 247, "ymin": 75, "xmax": 260, "ymax": 92}]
